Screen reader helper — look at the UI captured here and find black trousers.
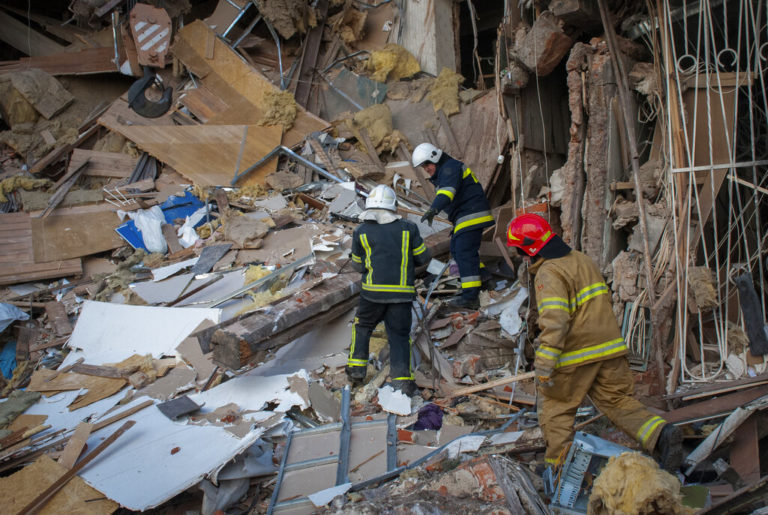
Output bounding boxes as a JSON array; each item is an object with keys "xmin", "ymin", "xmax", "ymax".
[
  {"xmin": 347, "ymin": 298, "xmax": 413, "ymax": 380},
  {"xmin": 450, "ymin": 228, "xmax": 484, "ymax": 301}
]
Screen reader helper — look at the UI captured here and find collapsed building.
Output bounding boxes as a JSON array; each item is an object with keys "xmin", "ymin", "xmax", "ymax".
[{"xmin": 0, "ymin": 0, "xmax": 766, "ymax": 512}]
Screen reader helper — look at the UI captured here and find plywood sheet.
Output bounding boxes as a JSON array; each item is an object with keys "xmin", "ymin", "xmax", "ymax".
[
  {"xmin": 0, "ymin": 455, "xmax": 118, "ymax": 514},
  {"xmin": 171, "ymin": 20, "xmax": 329, "ymax": 148},
  {"xmin": 107, "ymin": 123, "xmax": 282, "ymax": 187},
  {"xmin": 31, "ymin": 211, "xmax": 124, "ymax": 263},
  {"xmin": 69, "ymin": 148, "xmax": 138, "ymax": 178},
  {"xmin": 0, "ymin": 212, "xmax": 81, "ymax": 286}
]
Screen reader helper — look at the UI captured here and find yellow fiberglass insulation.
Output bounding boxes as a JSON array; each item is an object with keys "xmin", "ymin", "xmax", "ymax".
[
  {"xmin": 259, "ymin": 89, "xmax": 298, "ymax": 130},
  {"xmin": 0, "ymin": 175, "xmax": 51, "ymax": 203},
  {"xmin": 587, "ymin": 452, "xmax": 693, "ymax": 515},
  {"xmin": 427, "ymin": 67, "xmax": 464, "ymax": 116},
  {"xmin": 368, "ymin": 44, "xmax": 421, "ymax": 83}
]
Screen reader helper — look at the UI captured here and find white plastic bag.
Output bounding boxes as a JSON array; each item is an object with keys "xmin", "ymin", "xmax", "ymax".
[{"xmin": 124, "ymin": 205, "xmax": 167, "ymax": 253}]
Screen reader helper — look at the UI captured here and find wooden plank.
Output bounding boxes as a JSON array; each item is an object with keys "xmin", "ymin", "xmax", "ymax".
[
  {"xmin": 0, "ymin": 47, "xmax": 117, "ymax": 75},
  {"xmin": 15, "ymin": 325, "xmax": 36, "ymax": 361},
  {"xmin": 69, "ymin": 363, "xmax": 124, "ymax": 379},
  {"xmin": 57, "ymin": 422, "xmax": 92, "ymax": 470},
  {"xmin": 663, "ymin": 383, "xmax": 768, "ymax": 424},
  {"xmin": 0, "ymin": 212, "xmax": 81, "ymax": 286},
  {"xmin": 45, "ymin": 301, "xmax": 72, "ymax": 336},
  {"xmin": 69, "ymin": 149, "xmax": 137, "ymax": 178},
  {"xmin": 178, "ymin": 86, "xmax": 229, "ymax": 123},
  {"xmin": 31, "ymin": 211, "xmax": 124, "ymax": 263},
  {"xmin": 0, "ymin": 11, "xmax": 66, "ymax": 57},
  {"xmin": 729, "ymin": 415, "xmax": 760, "ymax": 484},
  {"xmin": 106, "ymin": 123, "xmax": 282, "ymax": 187},
  {"xmin": 664, "ymin": 374, "xmax": 768, "ymax": 400},
  {"xmin": 170, "ymin": 20, "xmax": 329, "ymax": 149},
  {"xmin": 161, "ymin": 224, "xmax": 183, "ymax": 254},
  {"xmin": 294, "ymin": 0, "xmax": 328, "ymax": 108},
  {"xmin": 446, "ymin": 371, "xmax": 535, "ymax": 398}
]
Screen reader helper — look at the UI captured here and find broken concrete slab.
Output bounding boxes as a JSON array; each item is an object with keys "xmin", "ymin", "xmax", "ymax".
[{"xmin": 516, "ymin": 11, "xmax": 573, "ymax": 76}]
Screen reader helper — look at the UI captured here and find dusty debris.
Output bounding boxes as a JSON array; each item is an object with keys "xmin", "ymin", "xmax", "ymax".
[{"xmin": 329, "ymin": 7, "xmax": 368, "ymax": 45}]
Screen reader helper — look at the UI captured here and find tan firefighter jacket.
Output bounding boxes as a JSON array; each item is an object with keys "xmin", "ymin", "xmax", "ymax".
[{"xmin": 529, "ymin": 250, "xmax": 627, "ymax": 372}]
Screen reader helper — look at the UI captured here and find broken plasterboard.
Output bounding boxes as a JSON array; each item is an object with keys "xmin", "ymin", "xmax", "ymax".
[
  {"xmin": 62, "ymin": 301, "xmax": 221, "ymax": 366},
  {"xmin": 77, "ymin": 372, "xmax": 309, "ymax": 510}
]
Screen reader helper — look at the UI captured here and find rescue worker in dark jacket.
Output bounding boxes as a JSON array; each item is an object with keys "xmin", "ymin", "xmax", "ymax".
[
  {"xmin": 412, "ymin": 143, "xmax": 494, "ymax": 310},
  {"xmin": 346, "ymin": 185, "xmax": 431, "ymax": 396},
  {"xmin": 506, "ymin": 213, "xmax": 683, "ymax": 472}
]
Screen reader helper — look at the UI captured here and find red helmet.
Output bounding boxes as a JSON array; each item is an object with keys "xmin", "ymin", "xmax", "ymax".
[{"xmin": 507, "ymin": 214, "xmax": 555, "ymax": 256}]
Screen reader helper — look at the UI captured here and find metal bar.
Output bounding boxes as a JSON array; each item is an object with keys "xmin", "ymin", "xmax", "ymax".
[
  {"xmin": 261, "ymin": 16, "xmax": 286, "ymax": 90},
  {"xmin": 231, "ymin": 145, "xmax": 346, "ymax": 186},
  {"xmin": 386, "ymin": 413, "xmax": 397, "ymax": 472},
  {"xmin": 336, "ymin": 386, "xmax": 351, "ymax": 485},
  {"xmin": 318, "ymin": 72, "xmax": 364, "ymax": 110},
  {"xmin": 222, "ymin": 2, "xmax": 251, "ymax": 39},
  {"xmin": 231, "ymin": 14, "xmax": 261, "ymax": 48},
  {"xmin": 209, "ymin": 253, "xmax": 314, "ymax": 307},
  {"xmin": 285, "ymin": 455, "xmax": 338, "ymax": 472},
  {"xmin": 267, "ymin": 430, "xmax": 294, "ymax": 515},
  {"xmin": 671, "ymin": 159, "xmax": 768, "ymax": 173},
  {"xmin": 349, "ymin": 409, "xmax": 528, "ymax": 492}
]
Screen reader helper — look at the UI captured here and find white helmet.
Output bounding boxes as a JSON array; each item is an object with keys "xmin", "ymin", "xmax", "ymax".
[
  {"xmin": 412, "ymin": 143, "xmax": 442, "ymax": 167},
  {"xmin": 365, "ymin": 184, "xmax": 398, "ymax": 212}
]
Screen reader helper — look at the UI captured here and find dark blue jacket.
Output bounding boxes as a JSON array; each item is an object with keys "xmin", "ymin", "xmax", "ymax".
[
  {"xmin": 351, "ymin": 218, "xmax": 431, "ymax": 303},
  {"xmin": 429, "ymin": 154, "xmax": 494, "ymax": 235}
]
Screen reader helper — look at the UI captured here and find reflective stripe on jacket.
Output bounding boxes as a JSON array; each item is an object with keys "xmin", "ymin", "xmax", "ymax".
[
  {"xmin": 351, "ymin": 218, "xmax": 431, "ymax": 303},
  {"xmin": 428, "ymin": 156, "xmax": 494, "ymax": 236},
  {"xmin": 530, "ymin": 250, "xmax": 626, "ymax": 371}
]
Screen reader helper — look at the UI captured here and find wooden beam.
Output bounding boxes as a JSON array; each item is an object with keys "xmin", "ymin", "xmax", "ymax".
[
  {"xmin": 211, "ymin": 273, "xmax": 361, "ymax": 369},
  {"xmin": 663, "ymin": 383, "xmax": 768, "ymax": 424},
  {"xmin": 0, "ymin": 11, "xmax": 66, "ymax": 57},
  {"xmin": 0, "ymin": 47, "xmax": 117, "ymax": 75}
]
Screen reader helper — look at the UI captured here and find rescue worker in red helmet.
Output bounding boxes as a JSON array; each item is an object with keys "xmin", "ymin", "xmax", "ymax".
[
  {"xmin": 413, "ymin": 142, "xmax": 494, "ymax": 310},
  {"xmin": 507, "ymin": 213, "xmax": 683, "ymax": 472}
]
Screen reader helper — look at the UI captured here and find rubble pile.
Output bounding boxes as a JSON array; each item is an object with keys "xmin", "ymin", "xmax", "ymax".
[{"xmin": 0, "ymin": 0, "xmax": 766, "ymax": 513}]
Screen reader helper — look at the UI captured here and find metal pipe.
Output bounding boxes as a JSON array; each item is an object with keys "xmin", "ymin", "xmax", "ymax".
[
  {"xmin": 336, "ymin": 386, "xmax": 351, "ymax": 485},
  {"xmin": 318, "ymin": 72, "xmax": 364, "ymax": 110},
  {"xmin": 262, "ymin": 17, "xmax": 286, "ymax": 90},
  {"xmin": 231, "ymin": 145, "xmax": 346, "ymax": 185}
]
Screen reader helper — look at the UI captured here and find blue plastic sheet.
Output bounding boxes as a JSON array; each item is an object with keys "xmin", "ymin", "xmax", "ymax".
[
  {"xmin": 116, "ymin": 191, "xmax": 206, "ymax": 251},
  {"xmin": 0, "ymin": 341, "xmax": 16, "ymax": 379}
]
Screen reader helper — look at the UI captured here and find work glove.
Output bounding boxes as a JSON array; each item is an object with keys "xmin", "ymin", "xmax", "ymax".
[
  {"xmin": 420, "ymin": 208, "xmax": 437, "ymax": 227},
  {"xmin": 534, "ymin": 366, "xmax": 554, "ymax": 388}
]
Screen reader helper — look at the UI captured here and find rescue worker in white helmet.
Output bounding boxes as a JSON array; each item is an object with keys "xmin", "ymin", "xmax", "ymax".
[
  {"xmin": 346, "ymin": 185, "xmax": 431, "ymax": 396},
  {"xmin": 412, "ymin": 143, "xmax": 494, "ymax": 310},
  {"xmin": 506, "ymin": 213, "xmax": 683, "ymax": 472}
]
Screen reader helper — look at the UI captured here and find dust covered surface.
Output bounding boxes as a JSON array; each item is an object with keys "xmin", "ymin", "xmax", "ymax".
[
  {"xmin": 329, "ymin": 7, "xmax": 367, "ymax": 45},
  {"xmin": 254, "ymin": 0, "xmax": 311, "ymax": 39},
  {"xmin": 687, "ymin": 266, "xmax": 718, "ymax": 311}
]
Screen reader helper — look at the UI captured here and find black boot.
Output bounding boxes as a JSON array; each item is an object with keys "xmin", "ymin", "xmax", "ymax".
[
  {"xmin": 656, "ymin": 423, "xmax": 683, "ymax": 472},
  {"xmin": 345, "ymin": 365, "xmax": 367, "ymax": 385},
  {"xmin": 390, "ymin": 379, "xmax": 418, "ymax": 397}
]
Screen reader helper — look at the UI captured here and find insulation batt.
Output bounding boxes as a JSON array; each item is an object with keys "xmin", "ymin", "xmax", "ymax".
[{"xmin": 587, "ymin": 452, "xmax": 692, "ymax": 515}]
